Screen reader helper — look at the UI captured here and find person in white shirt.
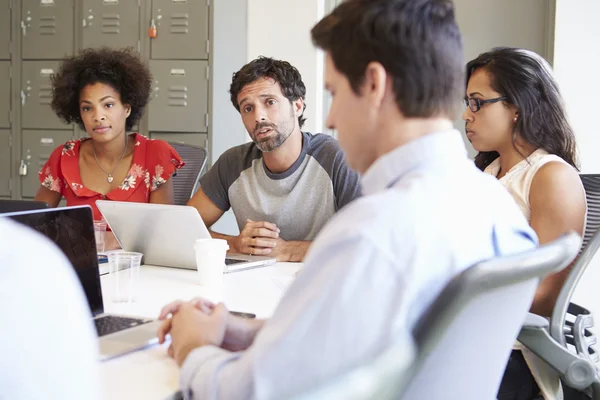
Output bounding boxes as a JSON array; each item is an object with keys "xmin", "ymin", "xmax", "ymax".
[
  {"xmin": 0, "ymin": 217, "xmax": 101, "ymax": 400},
  {"xmin": 157, "ymin": 1, "xmax": 537, "ymax": 399},
  {"xmin": 463, "ymin": 48, "xmax": 587, "ymax": 400}
]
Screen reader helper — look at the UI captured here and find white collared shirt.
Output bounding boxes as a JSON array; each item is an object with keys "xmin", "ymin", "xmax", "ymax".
[
  {"xmin": 0, "ymin": 218, "xmax": 101, "ymax": 400},
  {"xmin": 180, "ymin": 130, "xmax": 537, "ymax": 400}
]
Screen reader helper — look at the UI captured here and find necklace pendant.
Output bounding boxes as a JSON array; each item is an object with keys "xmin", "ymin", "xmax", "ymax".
[{"xmin": 107, "ymin": 175, "xmax": 114, "ymax": 183}]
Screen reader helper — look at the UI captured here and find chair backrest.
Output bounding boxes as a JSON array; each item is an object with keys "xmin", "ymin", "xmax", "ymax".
[
  {"xmin": 550, "ymin": 174, "xmax": 600, "ymax": 345},
  {"xmin": 401, "ymin": 232, "xmax": 581, "ymax": 400},
  {"xmin": 291, "ymin": 337, "xmax": 415, "ymax": 400},
  {"xmin": 168, "ymin": 142, "xmax": 208, "ymax": 206}
]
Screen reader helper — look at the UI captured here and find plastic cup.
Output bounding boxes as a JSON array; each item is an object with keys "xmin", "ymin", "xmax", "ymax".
[
  {"xmin": 107, "ymin": 251, "xmax": 142, "ymax": 303},
  {"xmin": 194, "ymin": 239, "xmax": 229, "ymax": 302},
  {"xmin": 93, "ymin": 220, "xmax": 107, "ymax": 254}
]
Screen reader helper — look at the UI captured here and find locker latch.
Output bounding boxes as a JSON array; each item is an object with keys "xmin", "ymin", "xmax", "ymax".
[
  {"xmin": 19, "ymin": 160, "xmax": 27, "ymax": 176},
  {"xmin": 149, "ymin": 19, "xmax": 157, "ymax": 39},
  {"xmin": 20, "ymin": 21, "xmax": 27, "ymax": 36}
]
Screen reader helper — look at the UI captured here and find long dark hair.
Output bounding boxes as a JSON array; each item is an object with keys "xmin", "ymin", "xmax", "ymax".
[{"xmin": 466, "ymin": 47, "xmax": 579, "ymax": 171}]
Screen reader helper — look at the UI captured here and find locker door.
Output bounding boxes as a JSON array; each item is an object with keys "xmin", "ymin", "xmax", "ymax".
[
  {"xmin": 0, "ymin": 61, "xmax": 10, "ymax": 128},
  {"xmin": 21, "ymin": 130, "xmax": 73, "ymax": 198},
  {"xmin": 21, "ymin": 0, "xmax": 74, "ymax": 60},
  {"xmin": 148, "ymin": 60, "xmax": 208, "ymax": 133},
  {"xmin": 21, "ymin": 61, "xmax": 68, "ymax": 130},
  {"xmin": 0, "ymin": 130, "xmax": 10, "ymax": 197},
  {"xmin": 0, "ymin": 0, "xmax": 10, "ymax": 60},
  {"xmin": 150, "ymin": 0, "xmax": 209, "ymax": 60},
  {"xmin": 150, "ymin": 132, "xmax": 207, "ymax": 148},
  {"xmin": 81, "ymin": 0, "xmax": 140, "ymax": 51}
]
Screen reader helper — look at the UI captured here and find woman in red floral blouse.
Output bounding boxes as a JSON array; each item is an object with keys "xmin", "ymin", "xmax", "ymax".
[{"xmin": 35, "ymin": 48, "xmax": 184, "ymax": 248}]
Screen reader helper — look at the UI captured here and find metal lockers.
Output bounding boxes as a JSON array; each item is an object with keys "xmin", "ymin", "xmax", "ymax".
[
  {"xmin": 81, "ymin": 0, "xmax": 141, "ymax": 51},
  {"xmin": 20, "ymin": 129, "xmax": 74, "ymax": 198},
  {"xmin": 148, "ymin": 60, "xmax": 208, "ymax": 133},
  {"xmin": 21, "ymin": 0, "xmax": 74, "ymax": 60},
  {"xmin": 0, "ymin": 0, "xmax": 10, "ymax": 60},
  {"xmin": 150, "ymin": 132, "xmax": 207, "ymax": 148},
  {"xmin": 150, "ymin": 0, "xmax": 209, "ymax": 60},
  {"xmin": 0, "ymin": 62, "xmax": 10, "ymax": 128},
  {"xmin": 21, "ymin": 61, "xmax": 69, "ymax": 130},
  {"xmin": 0, "ymin": 130, "xmax": 10, "ymax": 197}
]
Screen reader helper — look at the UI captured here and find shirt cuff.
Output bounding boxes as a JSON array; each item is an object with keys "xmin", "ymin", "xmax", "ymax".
[{"xmin": 179, "ymin": 346, "xmax": 240, "ymax": 399}]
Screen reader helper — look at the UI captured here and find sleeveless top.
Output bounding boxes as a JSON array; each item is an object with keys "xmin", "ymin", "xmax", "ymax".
[
  {"xmin": 484, "ymin": 149, "xmax": 569, "ymax": 222},
  {"xmin": 485, "ymin": 149, "xmax": 572, "ymax": 400}
]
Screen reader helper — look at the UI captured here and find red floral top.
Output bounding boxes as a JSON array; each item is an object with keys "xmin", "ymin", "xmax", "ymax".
[{"xmin": 38, "ymin": 133, "xmax": 185, "ymax": 220}]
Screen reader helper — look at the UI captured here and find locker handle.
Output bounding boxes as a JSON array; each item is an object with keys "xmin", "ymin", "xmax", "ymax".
[
  {"xmin": 21, "ymin": 90, "xmax": 26, "ymax": 106},
  {"xmin": 19, "ymin": 160, "xmax": 28, "ymax": 176},
  {"xmin": 21, "ymin": 21, "xmax": 27, "ymax": 36}
]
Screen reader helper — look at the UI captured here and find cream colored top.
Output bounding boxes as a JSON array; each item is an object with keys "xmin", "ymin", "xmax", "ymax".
[
  {"xmin": 484, "ymin": 148, "xmax": 569, "ymax": 222},
  {"xmin": 485, "ymin": 148, "xmax": 572, "ymax": 400}
]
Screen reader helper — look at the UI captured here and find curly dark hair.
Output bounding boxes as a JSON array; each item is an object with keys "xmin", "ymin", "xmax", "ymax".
[
  {"xmin": 51, "ymin": 47, "xmax": 152, "ymax": 132},
  {"xmin": 467, "ymin": 47, "xmax": 579, "ymax": 171},
  {"xmin": 229, "ymin": 57, "xmax": 307, "ymax": 128}
]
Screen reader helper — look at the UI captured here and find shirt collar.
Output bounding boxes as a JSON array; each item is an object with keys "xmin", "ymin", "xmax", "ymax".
[{"xmin": 361, "ymin": 130, "xmax": 468, "ymax": 195}]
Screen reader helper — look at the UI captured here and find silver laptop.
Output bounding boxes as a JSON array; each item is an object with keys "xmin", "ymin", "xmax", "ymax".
[
  {"xmin": 5, "ymin": 205, "xmax": 160, "ymax": 361},
  {"xmin": 96, "ymin": 200, "xmax": 276, "ymax": 273}
]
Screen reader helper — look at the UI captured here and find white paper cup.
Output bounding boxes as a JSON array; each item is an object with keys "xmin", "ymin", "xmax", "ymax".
[
  {"xmin": 107, "ymin": 251, "xmax": 142, "ymax": 303},
  {"xmin": 194, "ymin": 239, "xmax": 229, "ymax": 302}
]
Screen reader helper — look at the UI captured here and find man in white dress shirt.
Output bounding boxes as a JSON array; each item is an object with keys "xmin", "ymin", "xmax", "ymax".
[
  {"xmin": 0, "ymin": 217, "xmax": 101, "ymax": 400},
  {"xmin": 157, "ymin": 0, "xmax": 538, "ymax": 398}
]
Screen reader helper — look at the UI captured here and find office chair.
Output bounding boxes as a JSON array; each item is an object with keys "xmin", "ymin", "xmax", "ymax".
[
  {"xmin": 168, "ymin": 142, "xmax": 208, "ymax": 206},
  {"xmin": 290, "ymin": 232, "xmax": 581, "ymax": 400},
  {"xmin": 519, "ymin": 174, "xmax": 600, "ymax": 399}
]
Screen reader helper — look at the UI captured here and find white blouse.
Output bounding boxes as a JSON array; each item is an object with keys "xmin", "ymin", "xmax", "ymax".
[
  {"xmin": 485, "ymin": 148, "xmax": 574, "ymax": 400},
  {"xmin": 484, "ymin": 148, "xmax": 569, "ymax": 222}
]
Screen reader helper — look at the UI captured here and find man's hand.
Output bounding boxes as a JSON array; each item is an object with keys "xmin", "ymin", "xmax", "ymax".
[
  {"xmin": 158, "ymin": 298, "xmax": 265, "ymax": 361},
  {"xmin": 231, "ymin": 219, "xmax": 280, "ymax": 256},
  {"xmin": 268, "ymin": 238, "xmax": 311, "ymax": 262},
  {"xmin": 157, "ymin": 302, "xmax": 228, "ymax": 366}
]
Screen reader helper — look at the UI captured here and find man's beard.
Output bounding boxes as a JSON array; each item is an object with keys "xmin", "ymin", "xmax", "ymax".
[{"xmin": 252, "ymin": 115, "xmax": 295, "ymax": 152}]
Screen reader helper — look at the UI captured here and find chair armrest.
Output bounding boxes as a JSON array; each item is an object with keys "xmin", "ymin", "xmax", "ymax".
[
  {"xmin": 523, "ymin": 312, "xmax": 549, "ymax": 329},
  {"xmin": 518, "ymin": 325, "xmax": 597, "ymax": 391}
]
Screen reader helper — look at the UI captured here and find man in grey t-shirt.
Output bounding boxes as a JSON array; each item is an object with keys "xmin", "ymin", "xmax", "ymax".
[{"xmin": 187, "ymin": 57, "xmax": 361, "ymax": 262}]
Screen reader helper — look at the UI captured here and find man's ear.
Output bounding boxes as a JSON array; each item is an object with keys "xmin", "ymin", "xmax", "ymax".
[
  {"xmin": 362, "ymin": 61, "xmax": 387, "ymax": 108},
  {"xmin": 293, "ymin": 97, "xmax": 305, "ymax": 116}
]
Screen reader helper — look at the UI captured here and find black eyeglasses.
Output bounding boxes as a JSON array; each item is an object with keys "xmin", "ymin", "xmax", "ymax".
[{"xmin": 464, "ymin": 96, "xmax": 508, "ymax": 113}]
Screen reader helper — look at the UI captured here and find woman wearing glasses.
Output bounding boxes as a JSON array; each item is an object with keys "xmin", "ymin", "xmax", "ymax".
[{"xmin": 463, "ymin": 47, "xmax": 586, "ymax": 400}]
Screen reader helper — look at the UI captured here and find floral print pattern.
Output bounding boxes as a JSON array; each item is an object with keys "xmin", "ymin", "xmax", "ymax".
[
  {"xmin": 118, "ymin": 163, "xmax": 146, "ymax": 191},
  {"xmin": 37, "ymin": 133, "xmax": 184, "ymax": 220},
  {"xmin": 62, "ymin": 141, "xmax": 76, "ymax": 156},
  {"xmin": 42, "ymin": 174, "xmax": 62, "ymax": 192},
  {"xmin": 152, "ymin": 165, "xmax": 166, "ymax": 191}
]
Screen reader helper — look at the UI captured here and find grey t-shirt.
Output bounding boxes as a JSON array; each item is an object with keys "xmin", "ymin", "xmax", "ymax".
[{"xmin": 200, "ymin": 132, "xmax": 361, "ymax": 240}]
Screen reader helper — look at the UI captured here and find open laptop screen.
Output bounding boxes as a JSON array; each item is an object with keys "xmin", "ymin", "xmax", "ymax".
[{"xmin": 5, "ymin": 206, "xmax": 104, "ymax": 316}]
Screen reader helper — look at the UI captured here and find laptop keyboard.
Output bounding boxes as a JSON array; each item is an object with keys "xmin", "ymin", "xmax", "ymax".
[
  {"xmin": 225, "ymin": 258, "xmax": 248, "ymax": 266},
  {"xmin": 94, "ymin": 315, "xmax": 151, "ymax": 337}
]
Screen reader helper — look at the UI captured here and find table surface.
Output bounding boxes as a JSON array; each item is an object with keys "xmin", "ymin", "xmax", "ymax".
[{"xmin": 99, "ymin": 262, "xmax": 301, "ymax": 400}]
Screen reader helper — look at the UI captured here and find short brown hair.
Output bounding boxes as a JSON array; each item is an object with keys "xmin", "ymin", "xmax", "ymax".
[{"xmin": 311, "ymin": 0, "xmax": 464, "ymax": 119}]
